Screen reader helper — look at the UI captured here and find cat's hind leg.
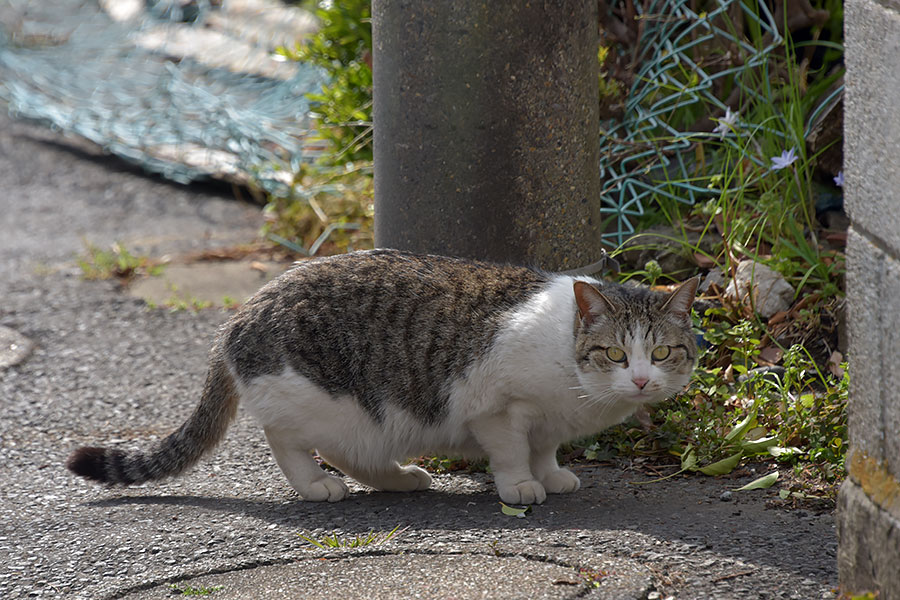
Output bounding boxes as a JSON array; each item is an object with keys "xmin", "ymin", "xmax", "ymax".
[
  {"xmin": 263, "ymin": 427, "xmax": 349, "ymax": 502},
  {"xmin": 321, "ymin": 455, "xmax": 432, "ymax": 493}
]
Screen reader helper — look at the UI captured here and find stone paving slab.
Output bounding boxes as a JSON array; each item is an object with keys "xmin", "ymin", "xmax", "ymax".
[
  {"xmin": 127, "ymin": 260, "xmax": 286, "ymax": 308},
  {"xmin": 0, "ymin": 110, "xmax": 839, "ymax": 600}
]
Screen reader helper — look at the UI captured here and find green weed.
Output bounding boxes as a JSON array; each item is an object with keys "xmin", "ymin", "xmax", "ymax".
[
  {"xmin": 297, "ymin": 525, "xmax": 404, "ymax": 550},
  {"xmin": 78, "ymin": 241, "xmax": 164, "ymax": 281},
  {"xmin": 148, "ymin": 284, "xmax": 213, "ymax": 312},
  {"xmin": 577, "ymin": 567, "xmax": 610, "ymax": 588}
]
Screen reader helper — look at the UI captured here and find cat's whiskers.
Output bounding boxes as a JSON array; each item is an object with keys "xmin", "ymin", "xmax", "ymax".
[{"xmin": 576, "ymin": 388, "xmax": 619, "ymax": 413}]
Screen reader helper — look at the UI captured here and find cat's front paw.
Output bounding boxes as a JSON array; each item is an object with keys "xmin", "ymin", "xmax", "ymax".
[
  {"xmin": 541, "ymin": 468, "xmax": 581, "ymax": 494},
  {"xmin": 497, "ymin": 479, "xmax": 547, "ymax": 505}
]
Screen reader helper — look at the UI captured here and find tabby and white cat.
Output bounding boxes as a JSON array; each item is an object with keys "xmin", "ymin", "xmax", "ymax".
[{"xmin": 67, "ymin": 249, "xmax": 699, "ymax": 505}]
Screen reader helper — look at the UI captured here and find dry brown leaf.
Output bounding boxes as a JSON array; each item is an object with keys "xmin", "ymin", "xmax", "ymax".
[{"xmin": 827, "ymin": 351, "xmax": 845, "ymax": 379}]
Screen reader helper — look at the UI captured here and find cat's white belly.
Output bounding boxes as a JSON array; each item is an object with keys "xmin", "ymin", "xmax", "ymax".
[{"xmin": 235, "ymin": 365, "xmax": 479, "ymax": 472}]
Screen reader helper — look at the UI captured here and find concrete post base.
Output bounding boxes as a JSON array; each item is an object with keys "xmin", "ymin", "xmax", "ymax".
[{"xmin": 837, "ymin": 478, "xmax": 900, "ymax": 597}]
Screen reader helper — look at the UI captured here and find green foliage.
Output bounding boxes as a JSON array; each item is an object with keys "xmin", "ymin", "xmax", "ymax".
[
  {"xmin": 270, "ymin": 2, "xmax": 374, "ymax": 254},
  {"xmin": 279, "ymin": 0, "xmax": 372, "ymax": 163},
  {"xmin": 842, "ymin": 593, "xmax": 879, "ymax": 600},
  {"xmin": 298, "ymin": 525, "xmax": 404, "ymax": 550}
]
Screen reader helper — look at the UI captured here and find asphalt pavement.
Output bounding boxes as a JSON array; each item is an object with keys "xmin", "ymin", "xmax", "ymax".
[{"xmin": 0, "ymin": 111, "xmax": 839, "ymax": 599}]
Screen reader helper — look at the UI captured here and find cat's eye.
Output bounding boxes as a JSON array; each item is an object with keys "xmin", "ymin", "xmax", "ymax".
[
  {"xmin": 605, "ymin": 347, "xmax": 626, "ymax": 363},
  {"xmin": 651, "ymin": 346, "xmax": 671, "ymax": 361}
]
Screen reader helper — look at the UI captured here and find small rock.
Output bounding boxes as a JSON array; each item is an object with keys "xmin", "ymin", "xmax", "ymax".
[
  {"xmin": 720, "ymin": 491, "xmax": 733, "ymax": 502},
  {"xmin": 699, "ymin": 268, "xmax": 726, "ymax": 293},
  {"xmin": 0, "ymin": 326, "xmax": 34, "ymax": 369},
  {"xmin": 724, "ymin": 260, "xmax": 795, "ymax": 318}
]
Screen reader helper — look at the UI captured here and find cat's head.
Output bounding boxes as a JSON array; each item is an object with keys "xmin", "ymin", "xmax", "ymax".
[{"xmin": 572, "ymin": 277, "xmax": 699, "ymax": 407}]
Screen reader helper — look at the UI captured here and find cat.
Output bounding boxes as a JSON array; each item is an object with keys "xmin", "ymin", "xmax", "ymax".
[{"xmin": 67, "ymin": 249, "xmax": 699, "ymax": 505}]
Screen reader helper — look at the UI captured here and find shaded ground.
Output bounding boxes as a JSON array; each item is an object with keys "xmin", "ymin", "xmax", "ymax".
[{"xmin": 0, "ymin": 111, "xmax": 837, "ymax": 599}]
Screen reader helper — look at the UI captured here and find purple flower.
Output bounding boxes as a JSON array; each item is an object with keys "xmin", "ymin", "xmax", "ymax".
[
  {"xmin": 833, "ymin": 171, "xmax": 844, "ymax": 187},
  {"xmin": 770, "ymin": 147, "xmax": 799, "ymax": 171},
  {"xmin": 713, "ymin": 107, "xmax": 738, "ymax": 135}
]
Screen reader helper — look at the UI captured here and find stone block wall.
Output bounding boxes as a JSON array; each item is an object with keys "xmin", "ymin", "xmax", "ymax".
[{"xmin": 838, "ymin": 0, "xmax": 900, "ymax": 596}]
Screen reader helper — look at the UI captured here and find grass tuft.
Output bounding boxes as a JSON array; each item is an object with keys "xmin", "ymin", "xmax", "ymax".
[{"xmin": 297, "ymin": 525, "xmax": 405, "ymax": 550}]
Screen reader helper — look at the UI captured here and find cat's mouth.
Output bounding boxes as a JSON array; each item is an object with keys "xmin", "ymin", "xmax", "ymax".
[{"xmin": 626, "ymin": 387, "xmax": 664, "ymax": 403}]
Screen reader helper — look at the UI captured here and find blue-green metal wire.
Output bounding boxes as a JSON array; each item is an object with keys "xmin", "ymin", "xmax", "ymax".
[{"xmin": 0, "ymin": 0, "xmax": 326, "ymax": 195}]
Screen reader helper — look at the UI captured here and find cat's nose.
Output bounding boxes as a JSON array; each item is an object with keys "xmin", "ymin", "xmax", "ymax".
[{"xmin": 632, "ymin": 376, "xmax": 649, "ymax": 390}]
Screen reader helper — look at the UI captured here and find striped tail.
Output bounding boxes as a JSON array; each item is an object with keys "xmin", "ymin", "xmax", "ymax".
[{"xmin": 66, "ymin": 349, "xmax": 239, "ymax": 485}]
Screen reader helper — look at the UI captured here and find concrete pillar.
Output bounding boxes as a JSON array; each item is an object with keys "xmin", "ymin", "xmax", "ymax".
[
  {"xmin": 838, "ymin": 0, "xmax": 900, "ymax": 596},
  {"xmin": 371, "ymin": 0, "xmax": 602, "ymax": 271}
]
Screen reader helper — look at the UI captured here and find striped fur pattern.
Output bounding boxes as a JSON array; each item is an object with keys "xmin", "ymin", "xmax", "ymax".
[{"xmin": 66, "ymin": 249, "xmax": 698, "ymax": 504}]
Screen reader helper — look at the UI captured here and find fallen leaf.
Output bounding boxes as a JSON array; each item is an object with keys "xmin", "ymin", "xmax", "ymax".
[
  {"xmin": 699, "ymin": 451, "xmax": 743, "ymax": 476},
  {"xmin": 723, "ymin": 363, "xmax": 735, "ymax": 384},
  {"xmin": 768, "ymin": 446, "xmax": 801, "ymax": 458},
  {"xmin": 734, "ymin": 471, "xmax": 779, "ymax": 491},
  {"xmin": 827, "ymin": 351, "xmax": 845, "ymax": 378},
  {"xmin": 499, "ymin": 502, "xmax": 530, "ymax": 518}
]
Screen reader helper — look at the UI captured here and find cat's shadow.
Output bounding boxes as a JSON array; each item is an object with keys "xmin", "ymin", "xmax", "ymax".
[{"xmin": 85, "ymin": 465, "xmax": 834, "ymax": 582}]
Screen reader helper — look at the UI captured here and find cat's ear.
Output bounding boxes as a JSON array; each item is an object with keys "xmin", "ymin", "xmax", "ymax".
[
  {"xmin": 573, "ymin": 281, "xmax": 615, "ymax": 327},
  {"xmin": 661, "ymin": 276, "xmax": 700, "ymax": 319}
]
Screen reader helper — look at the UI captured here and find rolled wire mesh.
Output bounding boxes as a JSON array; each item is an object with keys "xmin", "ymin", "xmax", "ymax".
[{"xmin": 0, "ymin": 0, "xmax": 325, "ymax": 195}]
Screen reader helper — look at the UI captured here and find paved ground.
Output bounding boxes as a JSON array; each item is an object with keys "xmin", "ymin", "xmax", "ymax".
[{"xmin": 0, "ymin": 111, "xmax": 839, "ymax": 599}]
